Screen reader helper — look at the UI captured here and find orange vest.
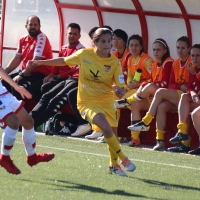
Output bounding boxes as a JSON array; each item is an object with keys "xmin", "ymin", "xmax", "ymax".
[
  {"xmin": 113, "ymin": 48, "xmax": 131, "ymax": 84},
  {"xmin": 172, "ymin": 56, "xmax": 192, "ymax": 84},
  {"xmin": 152, "ymin": 57, "xmax": 174, "ymax": 82},
  {"xmin": 113, "ymin": 48, "xmax": 131, "ymax": 68},
  {"xmin": 128, "ymin": 53, "xmax": 152, "ymax": 82}
]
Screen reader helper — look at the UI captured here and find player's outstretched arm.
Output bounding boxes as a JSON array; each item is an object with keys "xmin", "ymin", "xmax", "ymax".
[
  {"xmin": 0, "ymin": 67, "xmax": 32, "ymax": 99},
  {"xmin": 27, "ymin": 57, "xmax": 66, "ymax": 69}
]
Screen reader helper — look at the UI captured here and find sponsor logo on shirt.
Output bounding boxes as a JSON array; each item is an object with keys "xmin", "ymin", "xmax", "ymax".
[
  {"xmin": 90, "ymin": 70, "xmax": 101, "ymax": 79},
  {"xmin": 84, "ymin": 70, "xmax": 103, "ymax": 84},
  {"xmin": 82, "ymin": 84, "xmax": 107, "ymax": 93},
  {"xmin": 104, "ymin": 65, "xmax": 111, "ymax": 72},
  {"xmin": 83, "ymin": 59, "xmax": 92, "ymax": 65},
  {"xmin": 119, "ymin": 75, "xmax": 124, "ymax": 83}
]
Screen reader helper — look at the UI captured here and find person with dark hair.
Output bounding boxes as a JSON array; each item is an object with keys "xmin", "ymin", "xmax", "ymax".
[
  {"xmin": 171, "ymin": 44, "xmax": 200, "ymax": 155},
  {"xmin": 102, "ymin": 25, "xmax": 113, "ymax": 31},
  {"xmin": 29, "ymin": 23, "xmax": 91, "ymax": 137},
  {"xmin": 88, "ymin": 26, "xmax": 99, "ymax": 39},
  {"xmin": 86, "ymin": 28, "xmax": 131, "ymax": 140},
  {"xmin": 129, "ymin": 36, "xmax": 192, "ymax": 152},
  {"xmin": 114, "ymin": 34, "xmax": 153, "ymax": 147},
  {"xmin": 28, "ymin": 22, "xmax": 84, "ymax": 102},
  {"xmin": 116, "ymin": 38, "xmax": 173, "ymax": 147},
  {"xmin": 112, "ymin": 29, "xmax": 130, "ymax": 84},
  {"xmin": 0, "ymin": 65, "xmax": 54, "ymax": 175},
  {"xmin": 2, "ymin": 15, "xmax": 53, "ymax": 100},
  {"xmin": 28, "ymin": 28, "xmax": 136, "ymax": 177}
]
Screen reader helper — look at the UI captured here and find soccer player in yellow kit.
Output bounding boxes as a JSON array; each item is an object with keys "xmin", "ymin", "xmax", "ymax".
[{"xmin": 28, "ymin": 28, "xmax": 136, "ymax": 176}]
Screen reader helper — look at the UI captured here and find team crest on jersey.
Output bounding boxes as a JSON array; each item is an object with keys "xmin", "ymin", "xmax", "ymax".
[{"xmin": 104, "ymin": 65, "xmax": 111, "ymax": 72}]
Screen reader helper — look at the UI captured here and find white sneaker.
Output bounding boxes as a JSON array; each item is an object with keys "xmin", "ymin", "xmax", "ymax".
[
  {"xmin": 97, "ymin": 136, "xmax": 104, "ymax": 140},
  {"xmin": 153, "ymin": 140, "xmax": 165, "ymax": 151},
  {"xmin": 114, "ymin": 98, "xmax": 130, "ymax": 109},
  {"xmin": 85, "ymin": 130, "xmax": 103, "ymax": 139},
  {"xmin": 109, "ymin": 164, "xmax": 127, "ymax": 176},
  {"xmin": 121, "ymin": 157, "xmax": 136, "ymax": 172},
  {"xmin": 71, "ymin": 124, "xmax": 91, "ymax": 137},
  {"xmin": 128, "ymin": 121, "xmax": 150, "ymax": 131}
]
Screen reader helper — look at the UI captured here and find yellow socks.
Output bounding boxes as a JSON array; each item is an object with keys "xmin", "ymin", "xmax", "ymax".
[
  {"xmin": 156, "ymin": 129, "xmax": 166, "ymax": 140},
  {"xmin": 126, "ymin": 93, "xmax": 142, "ymax": 104},
  {"xmin": 142, "ymin": 112, "xmax": 154, "ymax": 125},
  {"xmin": 182, "ymin": 136, "xmax": 191, "ymax": 147},
  {"xmin": 177, "ymin": 121, "xmax": 187, "ymax": 134},
  {"xmin": 131, "ymin": 131, "xmax": 140, "ymax": 140},
  {"xmin": 92, "ymin": 124, "xmax": 102, "ymax": 132},
  {"xmin": 104, "ymin": 134, "xmax": 126, "ymax": 161},
  {"xmin": 107, "ymin": 145, "xmax": 118, "ymax": 166}
]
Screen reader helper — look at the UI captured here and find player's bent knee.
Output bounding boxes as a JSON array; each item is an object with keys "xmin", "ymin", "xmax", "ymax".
[
  {"xmin": 5, "ymin": 114, "xmax": 20, "ymax": 130},
  {"xmin": 22, "ymin": 116, "xmax": 34, "ymax": 130}
]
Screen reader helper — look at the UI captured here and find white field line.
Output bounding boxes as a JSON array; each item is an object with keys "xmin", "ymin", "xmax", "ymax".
[{"xmin": 15, "ymin": 140, "xmax": 200, "ymax": 172}]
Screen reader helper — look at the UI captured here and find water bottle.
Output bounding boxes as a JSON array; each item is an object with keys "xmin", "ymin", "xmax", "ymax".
[{"xmin": 133, "ymin": 69, "xmax": 142, "ymax": 81}]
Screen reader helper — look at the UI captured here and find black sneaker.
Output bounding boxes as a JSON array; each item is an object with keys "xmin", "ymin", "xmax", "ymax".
[
  {"xmin": 169, "ymin": 132, "xmax": 188, "ymax": 144},
  {"xmin": 114, "ymin": 98, "xmax": 130, "ymax": 109},
  {"xmin": 188, "ymin": 147, "xmax": 200, "ymax": 155},
  {"xmin": 167, "ymin": 143, "xmax": 190, "ymax": 153}
]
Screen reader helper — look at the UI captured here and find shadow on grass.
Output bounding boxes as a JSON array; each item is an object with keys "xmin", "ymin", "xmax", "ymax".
[
  {"xmin": 135, "ymin": 177, "xmax": 200, "ymax": 192},
  {"xmin": 47, "ymin": 179, "xmax": 163, "ymax": 199}
]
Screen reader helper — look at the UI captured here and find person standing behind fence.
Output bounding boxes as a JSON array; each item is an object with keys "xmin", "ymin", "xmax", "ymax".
[{"xmin": 28, "ymin": 28, "xmax": 136, "ymax": 177}]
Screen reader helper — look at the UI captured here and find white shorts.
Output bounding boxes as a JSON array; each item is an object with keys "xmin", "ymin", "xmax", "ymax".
[{"xmin": 0, "ymin": 92, "xmax": 24, "ymax": 121}]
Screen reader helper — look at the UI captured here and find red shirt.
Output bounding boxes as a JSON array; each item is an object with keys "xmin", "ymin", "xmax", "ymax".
[
  {"xmin": 52, "ymin": 42, "xmax": 84, "ymax": 79},
  {"xmin": 187, "ymin": 66, "xmax": 200, "ymax": 94},
  {"xmin": 17, "ymin": 31, "xmax": 53, "ymax": 75}
]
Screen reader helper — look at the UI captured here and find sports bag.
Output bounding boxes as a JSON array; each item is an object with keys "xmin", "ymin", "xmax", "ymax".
[{"xmin": 43, "ymin": 112, "xmax": 79, "ymax": 136}]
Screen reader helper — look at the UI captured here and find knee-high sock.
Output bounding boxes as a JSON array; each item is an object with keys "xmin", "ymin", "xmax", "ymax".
[
  {"xmin": 22, "ymin": 127, "xmax": 36, "ymax": 156},
  {"xmin": 126, "ymin": 93, "xmax": 142, "ymax": 104},
  {"xmin": 142, "ymin": 112, "xmax": 154, "ymax": 125},
  {"xmin": 131, "ymin": 131, "xmax": 140, "ymax": 140},
  {"xmin": 1, "ymin": 127, "xmax": 18, "ymax": 156},
  {"xmin": 104, "ymin": 134, "xmax": 126, "ymax": 161},
  {"xmin": 177, "ymin": 121, "xmax": 187, "ymax": 134},
  {"xmin": 107, "ymin": 144, "xmax": 118, "ymax": 166},
  {"xmin": 156, "ymin": 129, "xmax": 165, "ymax": 140}
]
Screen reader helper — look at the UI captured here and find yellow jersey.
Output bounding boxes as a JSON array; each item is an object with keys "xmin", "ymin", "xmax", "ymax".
[{"xmin": 64, "ymin": 48, "xmax": 125, "ymax": 104}]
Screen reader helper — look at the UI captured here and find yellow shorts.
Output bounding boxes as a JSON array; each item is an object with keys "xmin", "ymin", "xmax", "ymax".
[{"xmin": 78, "ymin": 101, "xmax": 118, "ymax": 127}]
